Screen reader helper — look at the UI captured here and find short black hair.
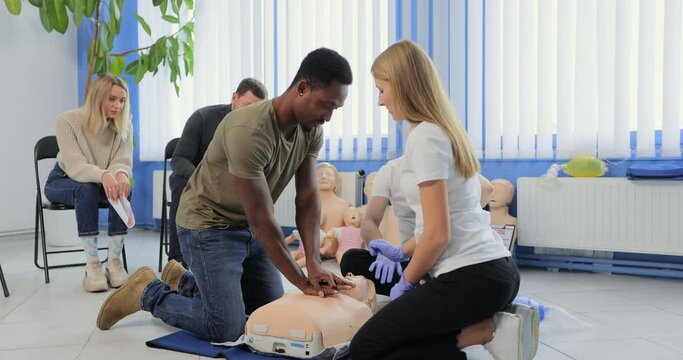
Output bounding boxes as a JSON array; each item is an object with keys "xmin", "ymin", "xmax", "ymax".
[
  {"xmin": 235, "ymin": 78, "xmax": 268, "ymax": 99},
  {"xmin": 288, "ymin": 48, "xmax": 353, "ymax": 90}
]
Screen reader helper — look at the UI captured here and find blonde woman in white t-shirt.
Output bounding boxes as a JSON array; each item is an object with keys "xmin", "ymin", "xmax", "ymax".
[{"xmin": 350, "ymin": 40, "xmax": 520, "ymax": 360}]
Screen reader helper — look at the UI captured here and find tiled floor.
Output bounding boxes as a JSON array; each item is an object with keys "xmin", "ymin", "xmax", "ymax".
[{"xmin": 1, "ymin": 229, "xmax": 682, "ymax": 359}]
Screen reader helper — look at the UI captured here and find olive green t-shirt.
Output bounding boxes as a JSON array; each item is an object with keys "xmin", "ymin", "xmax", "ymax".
[{"xmin": 177, "ymin": 100, "xmax": 323, "ymax": 229}]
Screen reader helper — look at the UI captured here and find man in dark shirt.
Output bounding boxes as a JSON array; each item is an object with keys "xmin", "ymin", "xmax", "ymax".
[{"xmin": 168, "ymin": 78, "xmax": 268, "ymax": 265}]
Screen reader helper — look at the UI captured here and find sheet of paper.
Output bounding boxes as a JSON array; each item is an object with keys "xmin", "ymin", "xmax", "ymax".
[{"xmin": 109, "ymin": 197, "xmax": 135, "ymax": 228}]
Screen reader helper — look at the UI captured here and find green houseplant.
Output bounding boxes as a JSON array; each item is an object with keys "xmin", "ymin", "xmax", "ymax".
[{"xmin": 3, "ymin": 0, "xmax": 194, "ymax": 96}]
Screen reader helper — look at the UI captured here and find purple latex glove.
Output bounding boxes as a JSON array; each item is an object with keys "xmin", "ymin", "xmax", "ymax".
[
  {"xmin": 368, "ymin": 254, "xmax": 403, "ymax": 284},
  {"xmin": 389, "ymin": 275, "xmax": 418, "ymax": 300},
  {"xmin": 368, "ymin": 240, "xmax": 409, "ymax": 262}
]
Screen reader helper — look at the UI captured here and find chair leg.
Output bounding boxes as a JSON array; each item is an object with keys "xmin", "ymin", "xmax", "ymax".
[
  {"xmin": 36, "ymin": 202, "xmax": 50, "ymax": 284},
  {"xmin": 158, "ymin": 210, "xmax": 166, "ymax": 272},
  {"xmin": 34, "ymin": 201, "xmax": 40, "ymax": 270},
  {"xmin": 0, "ymin": 264, "xmax": 9, "ymax": 297}
]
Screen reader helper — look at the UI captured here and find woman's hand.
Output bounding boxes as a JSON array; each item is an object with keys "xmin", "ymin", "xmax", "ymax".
[
  {"xmin": 115, "ymin": 172, "xmax": 131, "ymax": 198},
  {"xmin": 101, "ymin": 172, "xmax": 119, "ymax": 200}
]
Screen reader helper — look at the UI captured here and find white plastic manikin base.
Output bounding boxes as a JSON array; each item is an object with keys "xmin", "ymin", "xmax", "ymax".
[{"xmin": 245, "ymin": 291, "xmax": 373, "ymax": 358}]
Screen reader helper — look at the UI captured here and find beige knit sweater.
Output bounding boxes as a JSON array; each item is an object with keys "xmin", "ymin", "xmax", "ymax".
[{"xmin": 55, "ymin": 109, "xmax": 133, "ymax": 183}]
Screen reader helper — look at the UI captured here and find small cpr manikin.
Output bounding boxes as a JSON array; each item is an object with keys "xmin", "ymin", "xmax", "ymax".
[
  {"xmin": 292, "ymin": 207, "xmax": 364, "ymax": 266},
  {"xmin": 244, "ymin": 275, "xmax": 376, "ymax": 358}
]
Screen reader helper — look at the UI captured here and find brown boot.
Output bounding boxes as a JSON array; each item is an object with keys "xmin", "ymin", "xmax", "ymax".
[
  {"xmin": 160, "ymin": 259, "xmax": 187, "ymax": 292},
  {"xmin": 96, "ymin": 267, "xmax": 157, "ymax": 330}
]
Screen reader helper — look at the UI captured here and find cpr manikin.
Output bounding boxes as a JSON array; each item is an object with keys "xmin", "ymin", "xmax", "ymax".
[
  {"xmin": 292, "ymin": 207, "xmax": 364, "ymax": 266},
  {"xmin": 285, "ymin": 162, "xmax": 351, "ymax": 246},
  {"xmin": 490, "ymin": 178, "xmax": 517, "ymax": 227},
  {"xmin": 317, "ymin": 162, "xmax": 351, "ymax": 231},
  {"xmin": 243, "ymin": 275, "xmax": 376, "ymax": 358}
]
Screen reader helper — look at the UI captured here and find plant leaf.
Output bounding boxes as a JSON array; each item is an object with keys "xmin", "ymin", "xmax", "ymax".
[
  {"xmin": 93, "ymin": 55, "xmax": 106, "ymax": 74},
  {"xmin": 46, "ymin": 0, "xmax": 69, "ymax": 34},
  {"xmin": 135, "ymin": 15, "xmax": 151, "ymax": 36},
  {"xmin": 72, "ymin": 0, "xmax": 83, "ymax": 26},
  {"xmin": 159, "ymin": 0, "xmax": 167, "ymax": 15},
  {"xmin": 152, "ymin": 0, "xmax": 162, "ymax": 6},
  {"xmin": 108, "ymin": 0, "xmax": 120, "ymax": 22},
  {"xmin": 111, "ymin": 56, "xmax": 125, "ymax": 75},
  {"xmin": 97, "ymin": 22, "xmax": 110, "ymax": 56},
  {"xmin": 39, "ymin": 1, "xmax": 53, "ymax": 32},
  {"xmin": 64, "ymin": 0, "xmax": 73, "ymax": 11},
  {"xmin": 134, "ymin": 57, "xmax": 146, "ymax": 83},
  {"xmin": 4, "ymin": 0, "xmax": 22, "ymax": 15},
  {"xmin": 28, "ymin": 0, "xmax": 42, "ymax": 7},
  {"xmin": 84, "ymin": 0, "xmax": 95, "ymax": 16},
  {"xmin": 171, "ymin": 0, "xmax": 179, "ymax": 16},
  {"xmin": 183, "ymin": 0, "xmax": 193, "ymax": 10},
  {"xmin": 124, "ymin": 59, "xmax": 139, "ymax": 75},
  {"xmin": 161, "ymin": 15, "xmax": 178, "ymax": 23}
]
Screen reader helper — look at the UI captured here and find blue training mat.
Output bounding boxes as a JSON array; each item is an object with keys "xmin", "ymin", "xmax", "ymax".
[{"xmin": 146, "ymin": 330, "xmax": 289, "ymax": 359}]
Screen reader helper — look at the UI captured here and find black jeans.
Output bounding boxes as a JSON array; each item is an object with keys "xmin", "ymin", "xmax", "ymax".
[
  {"xmin": 168, "ymin": 173, "xmax": 188, "ymax": 265},
  {"xmin": 350, "ymin": 257, "xmax": 520, "ymax": 360},
  {"xmin": 340, "ymin": 249, "xmax": 409, "ymax": 296}
]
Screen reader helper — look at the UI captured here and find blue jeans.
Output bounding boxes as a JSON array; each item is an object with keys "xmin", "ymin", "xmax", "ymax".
[
  {"xmin": 141, "ymin": 226, "xmax": 284, "ymax": 342},
  {"xmin": 43, "ymin": 164, "xmax": 128, "ymax": 237}
]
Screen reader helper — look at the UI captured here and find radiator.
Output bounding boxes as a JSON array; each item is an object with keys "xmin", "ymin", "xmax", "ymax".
[
  {"xmin": 517, "ymin": 177, "xmax": 683, "ymax": 256},
  {"xmin": 152, "ymin": 170, "xmax": 171, "ymax": 219},
  {"xmin": 153, "ymin": 170, "xmax": 362, "ymax": 227}
]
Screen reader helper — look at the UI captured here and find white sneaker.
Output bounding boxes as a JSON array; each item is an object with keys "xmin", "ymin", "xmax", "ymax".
[
  {"xmin": 483, "ymin": 312, "xmax": 523, "ymax": 360},
  {"xmin": 105, "ymin": 257, "xmax": 129, "ymax": 288},
  {"xmin": 84, "ymin": 262, "xmax": 108, "ymax": 292}
]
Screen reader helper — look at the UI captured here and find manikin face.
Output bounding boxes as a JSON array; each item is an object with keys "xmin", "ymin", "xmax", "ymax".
[
  {"xmin": 294, "ymin": 80, "xmax": 348, "ymax": 130},
  {"xmin": 338, "ymin": 274, "xmax": 376, "ymax": 310},
  {"xmin": 374, "ymin": 78, "xmax": 405, "ymax": 121},
  {"xmin": 231, "ymin": 90, "xmax": 263, "ymax": 110},
  {"xmin": 317, "ymin": 166, "xmax": 338, "ymax": 192},
  {"xmin": 102, "ymin": 85, "xmax": 127, "ymax": 119},
  {"xmin": 344, "ymin": 207, "xmax": 361, "ymax": 227},
  {"xmin": 490, "ymin": 181, "xmax": 514, "ymax": 209}
]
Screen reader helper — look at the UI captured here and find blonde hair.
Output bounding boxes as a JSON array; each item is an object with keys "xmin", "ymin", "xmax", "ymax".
[
  {"xmin": 81, "ymin": 73, "xmax": 131, "ymax": 141},
  {"xmin": 371, "ymin": 40, "xmax": 479, "ymax": 178},
  {"xmin": 317, "ymin": 162, "xmax": 341, "ymax": 194}
]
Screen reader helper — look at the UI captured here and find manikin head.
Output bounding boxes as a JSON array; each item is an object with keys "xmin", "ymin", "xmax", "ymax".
[
  {"xmin": 343, "ymin": 207, "xmax": 361, "ymax": 228},
  {"xmin": 490, "ymin": 179, "xmax": 515, "ymax": 209},
  {"xmin": 338, "ymin": 274, "xmax": 377, "ymax": 310},
  {"xmin": 317, "ymin": 162, "xmax": 341, "ymax": 194}
]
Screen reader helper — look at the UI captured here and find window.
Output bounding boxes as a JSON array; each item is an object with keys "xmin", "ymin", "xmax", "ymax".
[
  {"xmin": 139, "ymin": 0, "xmax": 395, "ymax": 161},
  {"xmin": 467, "ymin": 0, "xmax": 683, "ymax": 159}
]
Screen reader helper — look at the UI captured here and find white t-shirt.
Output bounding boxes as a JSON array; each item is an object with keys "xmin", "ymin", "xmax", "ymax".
[
  {"xmin": 372, "ymin": 157, "xmax": 416, "ymax": 244},
  {"xmin": 400, "ymin": 122, "xmax": 510, "ymax": 277}
]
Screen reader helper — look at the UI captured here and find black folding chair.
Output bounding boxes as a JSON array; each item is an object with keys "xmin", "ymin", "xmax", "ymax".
[
  {"xmin": 158, "ymin": 138, "xmax": 179, "ymax": 271},
  {"xmin": 34, "ymin": 136, "xmax": 127, "ymax": 284}
]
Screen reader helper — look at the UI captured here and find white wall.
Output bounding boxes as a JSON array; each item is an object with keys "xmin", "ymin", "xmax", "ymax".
[{"xmin": 0, "ymin": 8, "xmax": 78, "ymax": 234}]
